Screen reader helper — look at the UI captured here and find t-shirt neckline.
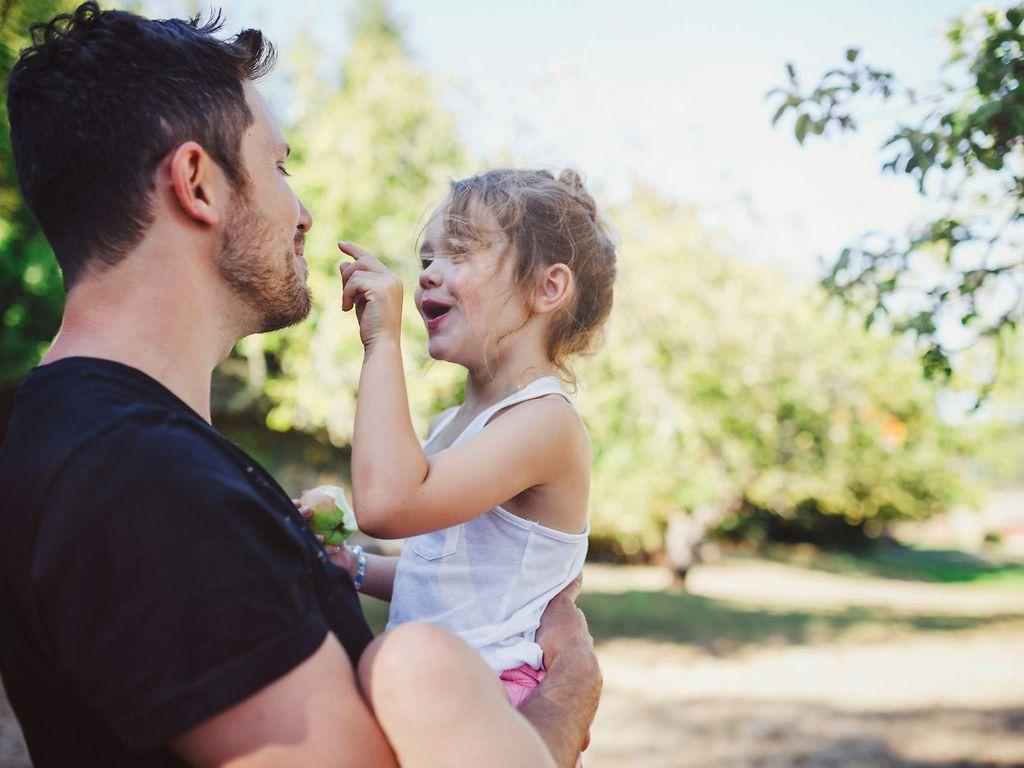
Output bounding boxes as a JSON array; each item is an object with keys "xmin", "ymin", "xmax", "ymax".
[{"xmin": 27, "ymin": 355, "xmax": 204, "ymax": 421}]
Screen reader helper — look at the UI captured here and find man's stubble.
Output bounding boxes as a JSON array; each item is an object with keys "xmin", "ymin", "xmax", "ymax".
[{"xmin": 217, "ymin": 188, "xmax": 312, "ymax": 335}]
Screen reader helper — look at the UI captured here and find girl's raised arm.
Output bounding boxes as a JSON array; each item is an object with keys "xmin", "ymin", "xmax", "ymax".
[{"xmin": 339, "ymin": 241, "xmax": 584, "ymax": 539}]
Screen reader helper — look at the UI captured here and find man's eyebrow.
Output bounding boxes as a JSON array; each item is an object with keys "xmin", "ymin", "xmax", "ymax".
[{"xmin": 278, "ymin": 142, "xmax": 291, "ymax": 157}]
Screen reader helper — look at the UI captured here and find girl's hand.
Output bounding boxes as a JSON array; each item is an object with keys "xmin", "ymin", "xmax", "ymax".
[
  {"xmin": 293, "ymin": 497, "xmax": 359, "ymax": 577},
  {"xmin": 338, "ymin": 241, "xmax": 404, "ymax": 348}
]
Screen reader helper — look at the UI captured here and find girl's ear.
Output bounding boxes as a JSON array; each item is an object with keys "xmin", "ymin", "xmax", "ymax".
[
  {"xmin": 533, "ymin": 263, "xmax": 574, "ymax": 315},
  {"xmin": 165, "ymin": 141, "xmax": 224, "ymax": 227}
]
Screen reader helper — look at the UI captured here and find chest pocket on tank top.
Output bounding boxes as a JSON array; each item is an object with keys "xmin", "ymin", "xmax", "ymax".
[{"xmin": 410, "ymin": 524, "xmax": 462, "ymax": 560}]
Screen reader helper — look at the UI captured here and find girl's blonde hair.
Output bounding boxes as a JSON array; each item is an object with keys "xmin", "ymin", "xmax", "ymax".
[{"xmin": 434, "ymin": 168, "xmax": 617, "ymax": 384}]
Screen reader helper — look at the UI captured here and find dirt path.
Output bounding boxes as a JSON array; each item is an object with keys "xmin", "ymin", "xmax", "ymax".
[{"xmin": 583, "ymin": 561, "xmax": 1024, "ymax": 767}]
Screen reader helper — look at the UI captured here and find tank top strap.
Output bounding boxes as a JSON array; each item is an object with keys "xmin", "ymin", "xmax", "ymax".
[
  {"xmin": 452, "ymin": 376, "xmax": 574, "ymax": 448},
  {"xmin": 423, "ymin": 407, "xmax": 460, "ymax": 448}
]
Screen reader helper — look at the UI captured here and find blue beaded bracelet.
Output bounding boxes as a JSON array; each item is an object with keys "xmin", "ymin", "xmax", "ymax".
[{"xmin": 350, "ymin": 544, "xmax": 367, "ymax": 591}]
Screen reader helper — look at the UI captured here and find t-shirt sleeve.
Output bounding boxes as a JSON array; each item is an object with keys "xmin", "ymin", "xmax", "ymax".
[{"xmin": 32, "ymin": 415, "xmax": 329, "ymax": 750}]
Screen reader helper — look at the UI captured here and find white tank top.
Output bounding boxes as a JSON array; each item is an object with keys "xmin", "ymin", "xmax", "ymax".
[{"xmin": 385, "ymin": 376, "xmax": 589, "ymax": 673}]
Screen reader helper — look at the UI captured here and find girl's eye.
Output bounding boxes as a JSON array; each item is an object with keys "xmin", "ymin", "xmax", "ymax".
[
  {"xmin": 420, "ymin": 257, "xmax": 433, "ymax": 270},
  {"xmin": 278, "ymin": 165, "xmax": 292, "ymax": 177}
]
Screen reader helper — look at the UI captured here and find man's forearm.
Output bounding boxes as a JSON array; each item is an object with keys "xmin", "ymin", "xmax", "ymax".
[{"xmin": 519, "ymin": 646, "xmax": 602, "ymax": 767}]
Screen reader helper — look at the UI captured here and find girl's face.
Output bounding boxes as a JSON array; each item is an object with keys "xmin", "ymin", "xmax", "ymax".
[{"xmin": 414, "ymin": 206, "xmax": 530, "ymax": 369}]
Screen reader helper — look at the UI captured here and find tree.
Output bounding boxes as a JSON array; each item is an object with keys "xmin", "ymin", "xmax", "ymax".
[
  {"xmin": 0, "ymin": 0, "xmax": 74, "ymax": 405},
  {"xmin": 212, "ymin": 0, "xmax": 467, "ymax": 455},
  {"xmin": 574, "ymin": 189, "xmax": 968, "ymax": 558},
  {"xmin": 770, "ymin": 5, "xmax": 1024, "ymax": 392}
]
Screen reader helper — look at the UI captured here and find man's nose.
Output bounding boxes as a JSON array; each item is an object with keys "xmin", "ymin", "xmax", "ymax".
[{"xmin": 297, "ymin": 199, "xmax": 313, "ymax": 234}]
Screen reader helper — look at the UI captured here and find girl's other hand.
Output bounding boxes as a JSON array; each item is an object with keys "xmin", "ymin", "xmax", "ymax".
[
  {"xmin": 324, "ymin": 543, "xmax": 359, "ymax": 579},
  {"xmin": 292, "ymin": 498, "xmax": 312, "ymax": 520},
  {"xmin": 294, "ymin": 496, "xmax": 359, "ymax": 578},
  {"xmin": 338, "ymin": 241, "xmax": 404, "ymax": 348}
]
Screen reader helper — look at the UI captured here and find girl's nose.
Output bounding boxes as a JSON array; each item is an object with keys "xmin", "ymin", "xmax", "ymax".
[{"xmin": 419, "ymin": 261, "xmax": 442, "ymax": 289}]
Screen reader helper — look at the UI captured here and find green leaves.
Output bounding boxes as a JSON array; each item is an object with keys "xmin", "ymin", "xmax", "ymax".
[
  {"xmin": 216, "ymin": 0, "xmax": 466, "ymax": 447},
  {"xmin": 771, "ymin": 4, "xmax": 1024, "ymax": 388},
  {"xmin": 0, "ymin": 0, "xmax": 78, "ymax": 390},
  {"xmin": 795, "ymin": 113, "xmax": 811, "ymax": 144},
  {"xmin": 578, "ymin": 193, "xmax": 964, "ymax": 555}
]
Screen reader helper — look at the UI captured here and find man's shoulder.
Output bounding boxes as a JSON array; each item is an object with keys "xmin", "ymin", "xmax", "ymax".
[
  {"xmin": 4, "ymin": 357, "xmax": 238, "ymax": 483},
  {"xmin": 2, "ymin": 364, "xmax": 261, "ymax": 543},
  {"xmin": 7, "ymin": 389, "xmax": 233, "ymax": 492},
  {"xmin": 52, "ymin": 409, "xmax": 251, "ymax": 509},
  {"xmin": 28, "ymin": 409, "xmax": 291, "ymax": 602}
]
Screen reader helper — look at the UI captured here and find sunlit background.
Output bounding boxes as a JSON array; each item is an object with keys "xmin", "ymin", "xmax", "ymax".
[{"xmin": 2, "ymin": 1, "xmax": 1023, "ymax": 766}]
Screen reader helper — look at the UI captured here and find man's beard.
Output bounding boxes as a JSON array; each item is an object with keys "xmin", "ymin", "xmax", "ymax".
[{"xmin": 217, "ymin": 192, "xmax": 312, "ymax": 334}]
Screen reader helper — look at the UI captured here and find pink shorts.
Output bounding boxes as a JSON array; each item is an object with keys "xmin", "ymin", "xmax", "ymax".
[{"xmin": 500, "ymin": 663, "xmax": 584, "ymax": 767}]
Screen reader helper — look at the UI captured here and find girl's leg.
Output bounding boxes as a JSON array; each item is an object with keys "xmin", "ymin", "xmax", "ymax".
[{"xmin": 357, "ymin": 623, "xmax": 555, "ymax": 768}]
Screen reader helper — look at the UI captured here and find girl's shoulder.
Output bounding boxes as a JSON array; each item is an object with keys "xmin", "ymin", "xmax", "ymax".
[
  {"xmin": 490, "ymin": 393, "xmax": 590, "ymax": 465},
  {"xmin": 489, "ymin": 394, "xmax": 590, "ymax": 531}
]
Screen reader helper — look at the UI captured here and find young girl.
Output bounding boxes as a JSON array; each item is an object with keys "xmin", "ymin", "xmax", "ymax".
[{"xmin": 313, "ymin": 168, "xmax": 614, "ymax": 739}]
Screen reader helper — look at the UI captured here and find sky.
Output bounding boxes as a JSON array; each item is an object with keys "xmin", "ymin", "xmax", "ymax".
[{"xmin": 144, "ymin": 0, "xmax": 981, "ymax": 277}]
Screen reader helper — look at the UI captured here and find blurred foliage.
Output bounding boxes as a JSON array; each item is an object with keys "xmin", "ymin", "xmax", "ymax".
[
  {"xmin": 0, "ymin": 0, "xmax": 992, "ymax": 558},
  {"xmin": 0, "ymin": 0, "xmax": 74, "ymax": 398},
  {"xmin": 574, "ymin": 191, "xmax": 967, "ymax": 556},
  {"xmin": 770, "ymin": 5, "xmax": 1024, "ymax": 390},
  {"xmin": 957, "ymin": 332, "xmax": 1024, "ymax": 486},
  {"xmin": 214, "ymin": 0, "xmax": 467, "ymax": 450}
]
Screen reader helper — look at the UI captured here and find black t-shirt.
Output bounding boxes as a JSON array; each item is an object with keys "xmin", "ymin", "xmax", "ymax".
[{"xmin": 0, "ymin": 357, "xmax": 373, "ymax": 766}]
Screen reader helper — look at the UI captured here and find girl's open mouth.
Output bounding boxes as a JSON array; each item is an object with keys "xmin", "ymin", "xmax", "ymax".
[{"xmin": 422, "ymin": 299, "xmax": 452, "ymax": 331}]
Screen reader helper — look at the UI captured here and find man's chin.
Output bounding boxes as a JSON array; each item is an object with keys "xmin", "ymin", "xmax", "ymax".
[{"xmin": 256, "ymin": 286, "xmax": 312, "ymax": 334}]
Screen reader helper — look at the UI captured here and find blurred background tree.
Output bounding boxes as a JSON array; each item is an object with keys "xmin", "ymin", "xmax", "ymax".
[
  {"xmin": 576, "ymin": 190, "xmax": 966, "ymax": 560},
  {"xmin": 212, "ymin": 0, "xmax": 466, "ymax": 485},
  {"xmin": 0, "ymin": 0, "xmax": 75, "ymax": 430},
  {"xmin": 0, "ymin": 0, "xmax": 1004, "ymax": 565},
  {"xmin": 770, "ymin": 5, "xmax": 1024, "ymax": 391}
]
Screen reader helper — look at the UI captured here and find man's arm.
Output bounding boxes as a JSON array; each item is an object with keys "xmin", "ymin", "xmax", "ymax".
[
  {"xmin": 173, "ymin": 634, "xmax": 398, "ymax": 767},
  {"xmin": 521, "ymin": 577, "xmax": 602, "ymax": 767}
]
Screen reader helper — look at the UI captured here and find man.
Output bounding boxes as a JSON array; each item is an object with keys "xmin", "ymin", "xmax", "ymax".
[{"xmin": 0, "ymin": 3, "xmax": 601, "ymax": 766}]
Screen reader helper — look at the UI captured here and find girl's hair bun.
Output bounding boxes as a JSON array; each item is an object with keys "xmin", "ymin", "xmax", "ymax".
[
  {"xmin": 557, "ymin": 168, "xmax": 598, "ymax": 221},
  {"xmin": 436, "ymin": 167, "xmax": 618, "ymax": 386}
]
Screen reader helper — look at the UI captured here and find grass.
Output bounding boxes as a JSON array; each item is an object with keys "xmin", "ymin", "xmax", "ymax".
[
  {"xmin": 358, "ymin": 547, "xmax": 1024, "ymax": 656},
  {"xmin": 764, "ymin": 542, "xmax": 1024, "ymax": 589}
]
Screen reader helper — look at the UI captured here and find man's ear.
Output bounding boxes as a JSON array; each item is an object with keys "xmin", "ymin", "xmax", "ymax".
[
  {"xmin": 533, "ymin": 263, "xmax": 574, "ymax": 315},
  {"xmin": 167, "ymin": 141, "xmax": 223, "ymax": 227}
]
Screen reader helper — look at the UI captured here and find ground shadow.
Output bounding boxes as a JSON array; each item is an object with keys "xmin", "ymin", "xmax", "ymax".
[{"xmin": 576, "ymin": 589, "xmax": 1024, "ymax": 653}]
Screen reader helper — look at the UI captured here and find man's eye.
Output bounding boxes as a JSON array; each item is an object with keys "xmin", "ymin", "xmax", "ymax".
[{"xmin": 278, "ymin": 165, "xmax": 292, "ymax": 177}]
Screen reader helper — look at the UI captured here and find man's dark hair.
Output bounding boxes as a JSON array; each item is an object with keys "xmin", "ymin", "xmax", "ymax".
[{"xmin": 7, "ymin": 2, "xmax": 276, "ymax": 288}]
